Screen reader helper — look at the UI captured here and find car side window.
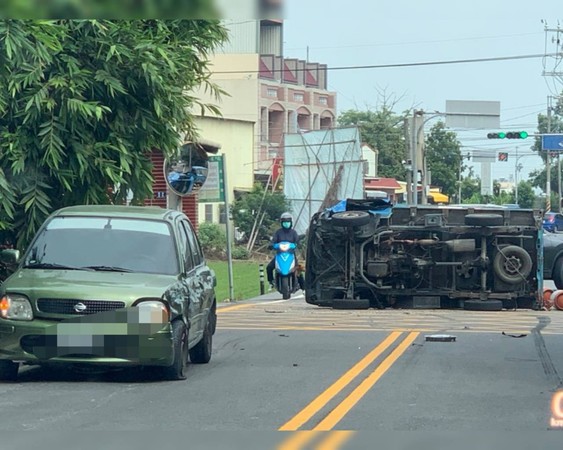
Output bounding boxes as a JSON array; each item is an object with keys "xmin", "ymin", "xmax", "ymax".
[
  {"xmin": 178, "ymin": 221, "xmax": 195, "ymax": 272},
  {"xmin": 182, "ymin": 220, "xmax": 203, "ymax": 267}
]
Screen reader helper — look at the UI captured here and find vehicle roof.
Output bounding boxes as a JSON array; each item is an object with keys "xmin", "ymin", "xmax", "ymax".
[{"xmin": 51, "ymin": 205, "xmax": 182, "ymax": 221}]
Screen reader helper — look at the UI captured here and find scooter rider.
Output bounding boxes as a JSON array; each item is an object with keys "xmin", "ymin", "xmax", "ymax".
[{"xmin": 266, "ymin": 212, "xmax": 305, "ymax": 291}]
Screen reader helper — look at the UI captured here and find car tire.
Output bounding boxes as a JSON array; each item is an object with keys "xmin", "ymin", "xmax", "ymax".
[
  {"xmin": 162, "ymin": 320, "xmax": 189, "ymax": 380},
  {"xmin": 281, "ymin": 277, "xmax": 291, "ymax": 299},
  {"xmin": 493, "ymin": 245, "xmax": 533, "ymax": 284},
  {"xmin": 331, "ymin": 211, "xmax": 371, "ymax": 227},
  {"xmin": 553, "ymin": 258, "xmax": 563, "ymax": 290},
  {"xmin": 189, "ymin": 314, "xmax": 213, "ymax": 364},
  {"xmin": 0, "ymin": 360, "xmax": 18, "ymax": 382},
  {"xmin": 465, "ymin": 213, "xmax": 503, "ymax": 227},
  {"xmin": 463, "ymin": 300, "xmax": 503, "ymax": 311}
]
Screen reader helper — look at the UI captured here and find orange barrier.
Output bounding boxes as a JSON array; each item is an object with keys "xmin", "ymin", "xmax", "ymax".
[
  {"xmin": 550, "ymin": 289, "xmax": 563, "ymax": 311},
  {"xmin": 544, "ymin": 288, "xmax": 555, "ymax": 310}
]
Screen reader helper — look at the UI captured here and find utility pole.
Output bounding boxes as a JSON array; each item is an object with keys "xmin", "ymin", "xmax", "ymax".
[
  {"xmin": 543, "ymin": 22, "xmax": 563, "ymax": 212},
  {"xmin": 547, "ymin": 96, "xmax": 552, "ymax": 212}
]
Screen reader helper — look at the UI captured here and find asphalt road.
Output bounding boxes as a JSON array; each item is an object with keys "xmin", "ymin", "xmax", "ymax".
[{"xmin": 2, "ymin": 290, "xmax": 563, "ymax": 448}]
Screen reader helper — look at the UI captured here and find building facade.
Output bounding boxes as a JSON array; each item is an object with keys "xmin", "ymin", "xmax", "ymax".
[{"xmin": 194, "ymin": 19, "xmax": 337, "ymax": 185}]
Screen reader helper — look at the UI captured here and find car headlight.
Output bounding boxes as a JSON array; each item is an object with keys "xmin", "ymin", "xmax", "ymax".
[
  {"xmin": 135, "ymin": 300, "xmax": 169, "ymax": 324},
  {"xmin": 0, "ymin": 294, "xmax": 34, "ymax": 321}
]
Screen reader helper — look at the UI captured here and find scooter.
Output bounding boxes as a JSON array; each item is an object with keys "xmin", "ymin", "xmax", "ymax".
[{"xmin": 273, "ymin": 241, "xmax": 298, "ymax": 300}]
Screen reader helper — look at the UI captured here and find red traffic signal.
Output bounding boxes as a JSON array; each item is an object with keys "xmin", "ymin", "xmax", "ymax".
[{"xmin": 498, "ymin": 152, "xmax": 508, "ymax": 162}]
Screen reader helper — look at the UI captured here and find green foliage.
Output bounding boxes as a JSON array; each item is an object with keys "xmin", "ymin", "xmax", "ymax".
[
  {"xmin": 207, "ymin": 260, "xmax": 260, "ymax": 302},
  {"xmin": 515, "ymin": 181, "xmax": 535, "ymax": 208},
  {"xmin": 231, "ymin": 183, "xmax": 291, "ymax": 242},
  {"xmin": 425, "ymin": 121, "xmax": 463, "ymax": 197},
  {"xmin": 460, "ymin": 172, "xmax": 481, "ymax": 203},
  {"xmin": 0, "ymin": 1, "xmax": 218, "ymax": 19},
  {"xmin": 197, "ymin": 222, "xmax": 227, "ymax": 258},
  {"xmin": 338, "ymin": 108, "xmax": 408, "ymax": 179},
  {"xmin": 0, "ymin": 20, "xmax": 228, "ymax": 248},
  {"xmin": 231, "ymin": 245, "xmax": 250, "ymax": 260}
]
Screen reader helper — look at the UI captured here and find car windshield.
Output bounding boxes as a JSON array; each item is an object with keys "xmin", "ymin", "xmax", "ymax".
[{"xmin": 23, "ymin": 216, "xmax": 179, "ymax": 275}]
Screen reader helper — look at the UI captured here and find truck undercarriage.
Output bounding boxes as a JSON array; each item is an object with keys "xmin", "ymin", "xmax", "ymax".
[{"xmin": 305, "ymin": 200, "xmax": 543, "ymax": 311}]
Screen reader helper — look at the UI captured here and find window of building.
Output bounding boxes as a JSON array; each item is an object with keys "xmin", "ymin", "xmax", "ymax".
[
  {"xmin": 205, "ymin": 204, "xmax": 213, "ymax": 222},
  {"xmin": 267, "ymin": 88, "xmax": 278, "ymax": 97},
  {"xmin": 319, "ymin": 96, "xmax": 328, "ymax": 105},
  {"xmin": 293, "ymin": 92, "xmax": 304, "ymax": 102}
]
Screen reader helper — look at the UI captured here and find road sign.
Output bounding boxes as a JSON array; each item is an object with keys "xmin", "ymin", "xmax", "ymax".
[
  {"xmin": 541, "ymin": 134, "xmax": 563, "ymax": 151},
  {"xmin": 198, "ymin": 155, "xmax": 225, "ymax": 202}
]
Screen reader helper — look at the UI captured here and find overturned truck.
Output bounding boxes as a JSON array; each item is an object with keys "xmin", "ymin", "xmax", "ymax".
[{"xmin": 304, "ymin": 199, "xmax": 543, "ymax": 311}]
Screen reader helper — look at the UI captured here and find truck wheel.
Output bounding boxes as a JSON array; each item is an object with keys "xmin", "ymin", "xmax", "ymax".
[
  {"xmin": 553, "ymin": 258, "xmax": 563, "ymax": 290},
  {"xmin": 465, "ymin": 214, "xmax": 503, "ymax": 227},
  {"xmin": 0, "ymin": 360, "xmax": 18, "ymax": 382},
  {"xmin": 281, "ymin": 277, "xmax": 290, "ymax": 299},
  {"xmin": 463, "ymin": 300, "xmax": 503, "ymax": 311},
  {"xmin": 331, "ymin": 211, "xmax": 371, "ymax": 227},
  {"xmin": 493, "ymin": 245, "xmax": 532, "ymax": 284}
]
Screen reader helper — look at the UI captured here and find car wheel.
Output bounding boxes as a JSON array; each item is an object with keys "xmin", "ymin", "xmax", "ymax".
[
  {"xmin": 331, "ymin": 211, "xmax": 371, "ymax": 227},
  {"xmin": 463, "ymin": 300, "xmax": 503, "ymax": 311},
  {"xmin": 162, "ymin": 320, "xmax": 189, "ymax": 380},
  {"xmin": 492, "ymin": 245, "xmax": 533, "ymax": 284},
  {"xmin": 465, "ymin": 214, "xmax": 503, "ymax": 227},
  {"xmin": 0, "ymin": 360, "xmax": 18, "ymax": 382},
  {"xmin": 553, "ymin": 258, "xmax": 563, "ymax": 290},
  {"xmin": 189, "ymin": 314, "xmax": 213, "ymax": 364},
  {"xmin": 281, "ymin": 277, "xmax": 290, "ymax": 299}
]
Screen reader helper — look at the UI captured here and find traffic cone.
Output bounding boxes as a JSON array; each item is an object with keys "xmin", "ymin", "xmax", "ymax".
[{"xmin": 550, "ymin": 289, "xmax": 563, "ymax": 311}]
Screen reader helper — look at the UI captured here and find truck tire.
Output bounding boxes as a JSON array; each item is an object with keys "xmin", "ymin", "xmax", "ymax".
[
  {"xmin": 331, "ymin": 211, "xmax": 371, "ymax": 227},
  {"xmin": 463, "ymin": 300, "xmax": 503, "ymax": 311},
  {"xmin": 493, "ymin": 245, "xmax": 533, "ymax": 284},
  {"xmin": 465, "ymin": 214, "xmax": 503, "ymax": 227}
]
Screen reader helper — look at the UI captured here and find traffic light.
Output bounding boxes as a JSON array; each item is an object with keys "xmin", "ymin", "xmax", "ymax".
[
  {"xmin": 498, "ymin": 152, "xmax": 508, "ymax": 162},
  {"xmin": 487, "ymin": 131, "xmax": 529, "ymax": 139}
]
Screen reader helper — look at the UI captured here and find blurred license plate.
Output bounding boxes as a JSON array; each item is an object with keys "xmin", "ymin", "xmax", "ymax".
[{"xmin": 56, "ymin": 334, "xmax": 93, "ymax": 348}]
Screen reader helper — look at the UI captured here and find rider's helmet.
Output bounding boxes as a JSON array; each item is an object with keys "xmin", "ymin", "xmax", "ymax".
[{"xmin": 280, "ymin": 212, "xmax": 293, "ymax": 229}]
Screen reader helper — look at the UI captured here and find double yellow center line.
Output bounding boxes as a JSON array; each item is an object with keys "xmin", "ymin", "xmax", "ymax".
[{"xmin": 279, "ymin": 330, "xmax": 419, "ymax": 436}]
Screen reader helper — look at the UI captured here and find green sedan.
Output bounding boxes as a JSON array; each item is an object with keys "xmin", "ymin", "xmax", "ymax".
[{"xmin": 0, "ymin": 205, "xmax": 217, "ymax": 381}]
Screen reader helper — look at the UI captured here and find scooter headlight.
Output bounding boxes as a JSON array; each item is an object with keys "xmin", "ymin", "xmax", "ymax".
[{"xmin": 278, "ymin": 243, "xmax": 290, "ymax": 252}]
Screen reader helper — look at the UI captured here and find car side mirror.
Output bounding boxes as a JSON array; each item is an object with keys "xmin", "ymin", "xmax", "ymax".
[{"xmin": 0, "ymin": 249, "xmax": 20, "ymax": 265}]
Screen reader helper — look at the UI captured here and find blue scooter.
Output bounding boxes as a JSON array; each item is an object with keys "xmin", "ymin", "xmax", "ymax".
[{"xmin": 273, "ymin": 241, "xmax": 298, "ymax": 300}]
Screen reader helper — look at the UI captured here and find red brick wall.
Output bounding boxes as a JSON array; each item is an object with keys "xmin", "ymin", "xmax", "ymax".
[{"xmin": 144, "ymin": 149, "xmax": 198, "ymax": 229}]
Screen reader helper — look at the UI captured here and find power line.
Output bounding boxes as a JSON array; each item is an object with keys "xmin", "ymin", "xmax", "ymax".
[{"xmin": 213, "ymin": 53, "xmax": 559, "ymax": 75}]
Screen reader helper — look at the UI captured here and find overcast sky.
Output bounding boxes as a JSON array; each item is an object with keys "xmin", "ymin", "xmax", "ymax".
[{"xmin": 282, "ymin": 0, "xmax": 563, "ymax": 185}]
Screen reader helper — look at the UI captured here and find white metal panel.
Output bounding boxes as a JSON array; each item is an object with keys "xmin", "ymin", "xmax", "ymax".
[
  {"xmin": 283, "ymin": 127, "xmax": 365, "ymax": 235},
  {"xmin": 260, "ymin": 23, "xmax": 282, "ymax": 56},
  {"xmin": 218, "ymin": 20, "xmax": 259, "ymax": 54}
]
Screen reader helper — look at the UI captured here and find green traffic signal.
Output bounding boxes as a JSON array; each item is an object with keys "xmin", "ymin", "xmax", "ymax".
[{"xmin": 487, "ymin": 131, "xmax": 528, "ymax": 139}]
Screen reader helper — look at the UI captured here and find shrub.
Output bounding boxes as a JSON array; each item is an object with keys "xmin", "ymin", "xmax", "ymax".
[
  {"xmin": 231, "ymin": 245, "xmax": 250, "ymax": 260},
  {"xmin": 198, "ymin": 222, "xmax": 227, "ymax": 258}
]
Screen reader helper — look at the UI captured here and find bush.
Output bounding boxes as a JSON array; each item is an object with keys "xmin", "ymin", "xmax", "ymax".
[
  {"xmin": 231, "ymin": 245, "xmax": 250, "ymax": 260},
  {"xmin": 198, "ymin": 222, "xmax": 227, "ymax": 258}
]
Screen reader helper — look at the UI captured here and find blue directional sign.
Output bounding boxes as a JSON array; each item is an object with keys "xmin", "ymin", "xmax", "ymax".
[{"xmin": 542, "ymin": 134, "xmax": 563, "ymax": 151}]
